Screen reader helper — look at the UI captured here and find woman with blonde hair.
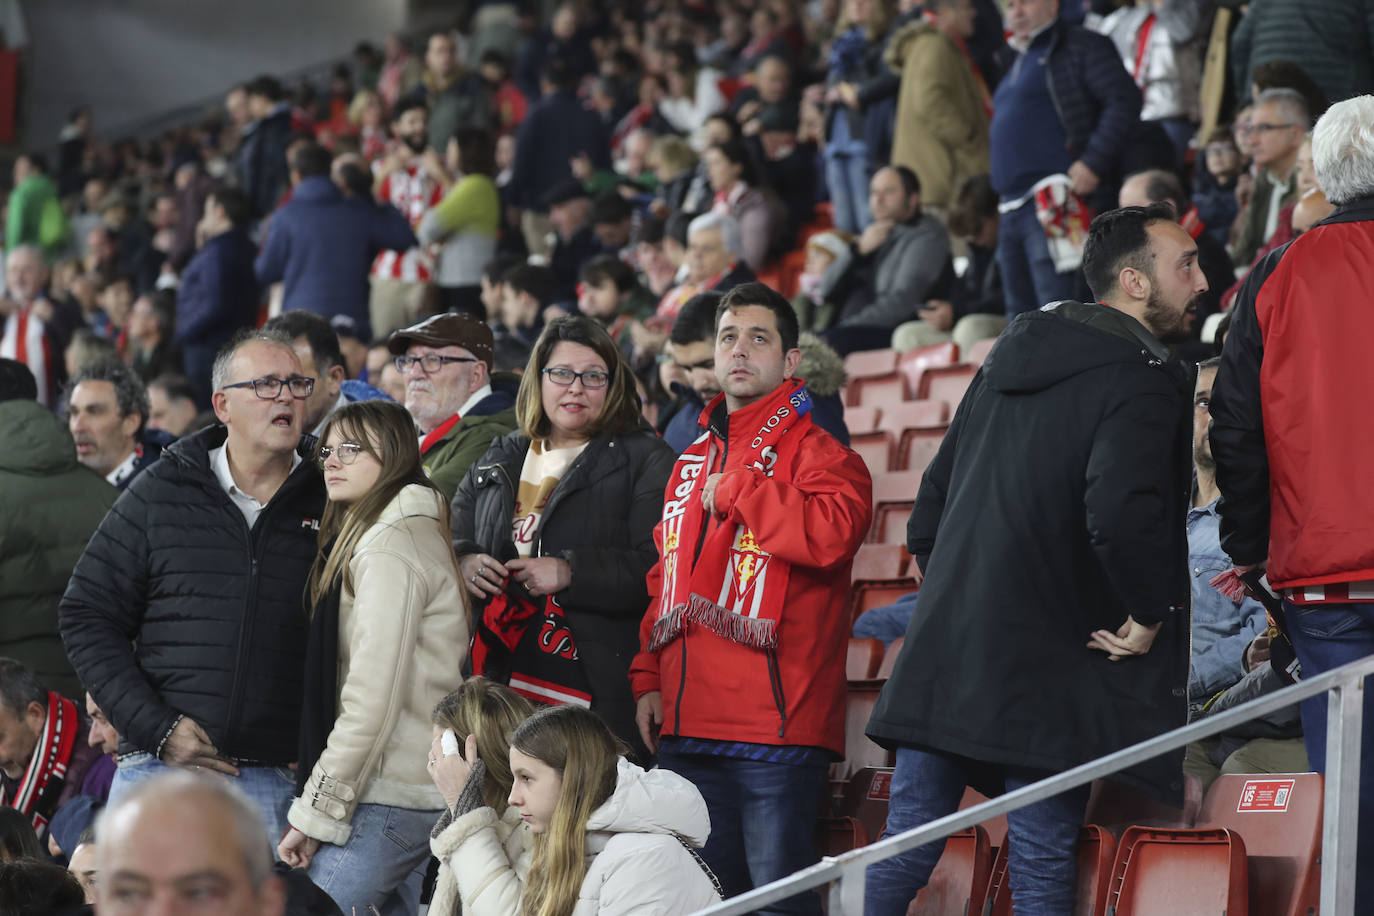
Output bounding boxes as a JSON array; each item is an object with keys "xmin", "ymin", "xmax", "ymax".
[
  {"xmin": 433, "ymin": 703, "xmax": 720, "ymax": 916},
  {"xmin": 277, "ymin": 399, "xmax": 468, "ymax": 915}
]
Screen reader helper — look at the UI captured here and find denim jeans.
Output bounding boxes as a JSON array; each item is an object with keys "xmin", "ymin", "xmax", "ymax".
[
  {"xmin": 824, "ymin": 149, "xmax": 872, "ymax": 235},
  {"xmin": 865, "ymin": 747, "xmax": 1089, "ymax": 916},
  {"xmin": 853, "ymin": 593, "xmax": 918, "ymax": 647},
  {"xmin": 1283, "ymin": 599, "xmax": 1374, "ymax": 912},
  {"xmin": 307, "ymin": 802, "xmax": 441, "ymax": 916},
  {"xmin": 110, "ymin": 753, "xmax": 295, "ymax": 853},
  {"xmin": 657, "ymin": 745, "xmax": 828, "ymax": 915},
  {"xmin": 996, "ymin": 201, "xmax": 1080, "ymax": 319}
]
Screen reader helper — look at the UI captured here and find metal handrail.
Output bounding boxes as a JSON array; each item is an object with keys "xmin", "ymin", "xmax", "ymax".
[{"xmin": 692, "ymin": 652, "xmax": 1373, "ymax": 916}]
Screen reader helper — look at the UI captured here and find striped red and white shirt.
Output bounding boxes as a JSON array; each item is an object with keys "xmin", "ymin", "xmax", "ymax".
[
  {"xmin": 0, "ymin": 306, "xmax": 55, "ymax": 407},
  {"xmin": 371, "ymin": 162, "xmax": 442, "ymax": 282}
]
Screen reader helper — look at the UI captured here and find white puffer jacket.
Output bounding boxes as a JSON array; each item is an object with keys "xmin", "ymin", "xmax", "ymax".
[
  {"xmin": 289, "ymin": 484, "xmax": 470, "ymax": 845},
  {"xmin": 430, "ymin": 757, "xmax": 721, "ymax": 916}
]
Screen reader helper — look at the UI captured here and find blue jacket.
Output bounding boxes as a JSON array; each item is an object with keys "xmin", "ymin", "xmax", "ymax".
[
  {"xmin": 254, "ymin": 177, "xmax": 417, "ymax": 341},
  {"xmin": 175, "ymin": 228, "xmax": 260, "ymax": 348},
  {"xmin": 236, "ymin": 105, "xmax": 293, "ymax": 220},
  {"xmin": 1188, "ymin": 499, "xmax": 1267, "ymax": 709},
  {"xmin": 508, "ymin": 90, "xmax": 611, "ymax": 211}
]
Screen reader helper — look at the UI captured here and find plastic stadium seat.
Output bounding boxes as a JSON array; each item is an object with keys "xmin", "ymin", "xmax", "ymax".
[
  {"xmin": 877, "ymin": 399, "xmax": 949, "ymax": 437},
  {"xmin": 848, "ymin": 579, "xmax": 917, "ymax": 625},
  {"xmin": 844, "ymin": 405, "xmax": 881, "ymax": 434},
  {"xmin": 840, "ymin": 684, "xmax": 894, "ymax": 778},
  {"xmin": 849, "ymin": 544, "xmax": 908, "ymax": 583},
  {"xmin": 846, "ymin": 372, "xmax": 908, "ymax": 409},
  {"xmin": 958, "ymin": 786, "xmax": 1007, "ymax": 849},
  {"xmin": 871, "ymin": 503, "xmax": 914, "ymax": 545},
  {"xmin": 821, "ymin": 815, "xmax": 871, "ymax": 856},
  {"xmin": 836, "ymin": 766, "xmax": 895, "ymax": 844},
  {"xmin": 849, "ymin": 431, "xmax": 896, "ymax": 475},
  {"xmin": 897, "ymin": 341, "xmax": 960, "ymax": 395},
  {"xmin": 981, "ymin": 825, "xmax": 1116, "ymax": 916},
  {"xmin": 1195, "ymin": 773, "xmax": 1322, "ymax": 916},
  {"xmin": 847, "ymin": 638, "xmax": 885, "ymax": 682},
  {"xmin": 844, "ymin": 348, "xmax": 899, "ymax": 380},
  {"xmin": 966, "ymin": 336, "xmax": 998, "ymax": 367},
  {"xmin": 911, "ymin": 826, "xmax": 993, "ymax": 916},
  {"xmin": 1106, "ymin": 827, "xmax": 1248, "ymax": 916},
  {"xmin": 917, "ymin": 363, "xmax": 980, "ymax": 410},
  {"xmin": 876, "ymin": 637, "xmax": 904, "ymax": 680},
  {"xmin": 898, "ymin": 426, "xmax": 947, "ymax": 475}
]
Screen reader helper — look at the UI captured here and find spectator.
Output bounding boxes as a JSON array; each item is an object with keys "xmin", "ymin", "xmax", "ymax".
[
  {"xmin": 1193, "ymin": 128, "xmax": 1243, "ymax": 248},
  {"xmin": 255, "ymin": 143, "xmax": 418, "ymax": 342},
  {"xmin": 478, "ymin": 50, "xmax": 527, "ymax": 134},
  {"xmin": 57, "ymin": 106, "xmax": 92, "ymax": 197},
  {"xmin": 792, "ymin": 230, "xmax": 851, "ymax": 333},
  {"xmin": 369, "ymin": 98, "xmax": 448, "ymax": 337},
  {"xmin": 7, "ymin": 152, "xmax": 66, "ymax": 261},
  {"xmin": 509, "ymin": 59, "xmax": 612, "ymax": 260},
  {"xmin": 60, "ymin": 330, "xmax": 327, "ymax": 844},
  {"xmin": 125, "ymin": 292, "xmax": 183, "ymax": 383},
  {"xmin": 146, "ymin": 374, "xmax": 201, "ymax": 438},
  {"xmin": 733, "ymin": 57, "xmax": 797, "ymax": 128},
  {"xmin": 649, "ymin": 135, "xmax": 704, "ymax": 217},
  {"xmin": 176, "ymin": 186, "xmax": 260, "ymax": 408},
  {"xmin": 1230, "ymin": 1, "xmax": 1374, "ymax": 110},
  {"xmin": 660, "ymin": 291, "xmax": 726, "ymax": 453},
  {"xmin": 892, "ymin": 174, "xmax": 1007, "ymax": 352},
  {"xmin": 497, "ymin": 264, "xmax": 556, "ymax": 360},
  {"xmin": 237, "ymin": 75, "xmax": 294, "ymax": 220},
  {"xmin": 277, "ymin": 401, "xmax": 466, "ymax": 912},
  {"xmin": 634, "ymin": 217, "xmax": 684, "ymax": 298},
  {"xmin": 818, "ymin": 165, "xmax": 953, "ymax": 354},
  {"xmin": 991, "ymin": 0, "xmax": 1142, "ymax": 317},
  {"xmin": 0, "ymin": 859, "xmax": 85, "ymax": 914},
  {"xmin": 428, "ymin": 704, "xmax": 720, "ymax": 915},
  {"xmin": 886, "ymin": 0, "xmax": 991, "ymax": 211},
  {"xmin": 578, "ymin": 256, "xmax": 656, "ymax": 358},
  {"xmin": 419, "ymin": 127, "xmax": 501, "ymax": 319},
  {"xmin": 0, "ymin": 809, "xmax": 40, "ymax": 861},
  {"xmin": 378, "ymin": 33, "xmax": 424, "ymax": 110},
  {"xmin": 657, "ymin": 213, "xmax": 756, "ymax": 319},
  {"xmin": 749, "ymin": 103, "xmax": 818, "ymax": 253},
  {"xmin": 454, "ymin": 315, "xmax": 675, "ymax": 755},
  {"xmin": 97, "ymin": 274, "xmax": 134, "ymax": 344},
  {"xmin": 630, "ymin": 283, "xmax": 872, "ymax": 912},
  {"xmin": 66, "ymin": 360, "xmax": 168, "ymax": 489},
  {"xmin": 865, "ymin": 204, "xmax": 1201, "ymax": 913},
  {"xmin": 590, "ymin": 190, "xmax": 634, "ymax": 259},
  {"xmin": 479, "ymin": 254, "xmax": 523, "ymax": 329},
  {"xmin": 0, "ymin": 246, "xmax": 64, "ymax": 407},
  {"xmin": 543, "ymin": 180, "xmax": 604, "ymax": 305},
  {"xmin": 129, "ymin": 192, "xmax": 180, "ymax": 295},
  {"xmin": 0, "ymin": 659, "xmax": 104, "ymax": 842},
  {"xmin": 66, "ymin": 830, "xmax": 97, "ymax": 903},
  {"xmin": 823, "ymin": 0, "xmax": 899, "ymax": 234},
  {"xmin": 95, "ymin": 771, "xmax": 287, "ymax": 916},
  {"xmin": 1182, "ymin": 358, "xmax": 1306, "ymax": 793},
  {"xmin": 1209, "ymin": 95, "xmax": 1374, "ymax": 913},
  {"xmin": 514, "ymin": 2, "xmax": 597, "ymax": 101},
  {"xmin": 703, "ymin": 140, "xmax": 778, "ymax": 273},
  {"xmin": 425, "ymin": 678, "xmax": 536, "ymax": 916},
  {"xmin": 1231, "ymin": 88, "xmax": 1309, "ymax": 267},
  {"xmin": 263, "ymin": 311, "xmax": 351, "ymax": 438},
  {"xmin": 0, "ymin": 358, "xmax": 114, "ymax": 701},
  {"xmin": 388, "ymin": 313, "xmax": 518, "ymax": 501}
]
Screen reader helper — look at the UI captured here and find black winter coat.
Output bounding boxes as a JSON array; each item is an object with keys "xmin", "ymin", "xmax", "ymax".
[
  {"xmin": 451, "ymin": 428, "xmax": 675, "ymax": 755},
  {"xmin": 867, "ymin": 303, "xmax": 1191, "ymax": 801},
  {"xmin": 59, "ymin": 425, "xmax": 326, "ymax": 764}
]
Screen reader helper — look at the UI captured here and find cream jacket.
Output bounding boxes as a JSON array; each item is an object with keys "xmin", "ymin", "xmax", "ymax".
[
  {"xmin": 289, "ymin": 484, "xmax": 469, "ymax": 845},
  {"xmin": 430, "ymin": 757, "xmax": 721, "ymax": 916}
]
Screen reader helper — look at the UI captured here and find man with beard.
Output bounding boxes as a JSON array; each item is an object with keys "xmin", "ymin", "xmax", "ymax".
[
  {"xmin": 369, "ymin": 99, "xmax": 447, "ymax": 339},
  {"xmin": 864, "ymin": 204, "xmax": 1204, "ymax": 914},
  {"xmin": 387, "ymin": 313, "xmax": 517, "ymax": 500}
]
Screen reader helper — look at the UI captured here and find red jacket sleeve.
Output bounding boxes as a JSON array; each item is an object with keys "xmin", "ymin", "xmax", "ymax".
[{"xmin": 628, "ymin": 518, "xmax": 668, "ymax": 699}]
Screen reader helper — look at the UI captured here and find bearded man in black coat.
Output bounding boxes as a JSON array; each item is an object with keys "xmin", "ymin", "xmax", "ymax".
[{"xmin": 865, "ymin": 204, "xmax": 1202, "ymax": 915}]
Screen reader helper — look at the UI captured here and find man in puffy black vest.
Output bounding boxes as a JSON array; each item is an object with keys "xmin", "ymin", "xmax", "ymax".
[{"xmin": 60, "ymin": 328, "xmax": 326, "ymax": 846}]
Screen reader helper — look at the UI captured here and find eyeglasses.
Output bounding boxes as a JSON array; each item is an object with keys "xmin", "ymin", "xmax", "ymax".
[
  {"xmin": 541, "ymin": 367, "xmax": 611, "ymax": 389},
  {"xmin": 222, "ymin": 376, "xmax": 315, "ymax": 399},
  {"xmin": 395, "ymin": 354, "xmax": 479, "ymax": 374},
  {"xmin": 317, "ymin": 442, "xmax": 365, "ymax": 466},
  {"xmin": 1243, "ymin": 122, "xmax": 1297, "ymax": 135}
]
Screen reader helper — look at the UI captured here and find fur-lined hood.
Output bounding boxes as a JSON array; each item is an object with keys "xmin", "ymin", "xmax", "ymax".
[{"xmin": 797, "ymin": 332, "xmax": 847, "ymax": 397}]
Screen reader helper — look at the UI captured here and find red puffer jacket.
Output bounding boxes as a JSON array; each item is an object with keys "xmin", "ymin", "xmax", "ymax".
[{"xmin": 629, "ymin": 386, "xmax": 872, "ymax": 754}]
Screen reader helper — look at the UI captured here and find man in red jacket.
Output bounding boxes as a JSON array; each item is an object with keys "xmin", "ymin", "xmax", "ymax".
[{"xmin": 630, "ymin": 282, "xmax": 872, "ymax": 915}]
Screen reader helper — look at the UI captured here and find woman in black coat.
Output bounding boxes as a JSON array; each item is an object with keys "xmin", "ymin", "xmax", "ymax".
[{"xmin": 451, "ymin": 315, "xmax": 675, "ymax": 758}]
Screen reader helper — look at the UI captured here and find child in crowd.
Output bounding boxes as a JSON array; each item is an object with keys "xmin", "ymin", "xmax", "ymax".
[
  {"xmin": 1193, "ymin": 128, "xmax": 1243, "ymax": 248},
  {"xmin": 577, "ymin": 255, "xmax": 656, "ymax": 359},
  {"xmin": 792, "ymin": 229, "xmax": 850, "ymax": 332}
]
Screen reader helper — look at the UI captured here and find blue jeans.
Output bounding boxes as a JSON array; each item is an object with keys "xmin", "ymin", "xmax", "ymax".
[
  {"xmin": 110, "ymin": 753, "xmax": 295, "ymax": 853},
  {"xmin": 996, "ymin": 201, "xmax": 1079, "ymax": 320},
  {"xmin": 657, "ymin": 745, "xmax": 828, "ymax": 915},
  {"xmin": 853, "ymin": 592, "xmax": 918, "ymax": 647},
  {"xmin": 1283, "ymin": 600, "xmax": 1374, "ymax": 912},
  {"xmin": 307, "ymin": 803, "xmax": 440, "ymax": 916},
  {"xmin": 825, "ymin": 148, "xmax": 872, "ymax": 234},
  {"xmin": 865, "ymin": 747, "xmax": 1089, "ymax": 916}
]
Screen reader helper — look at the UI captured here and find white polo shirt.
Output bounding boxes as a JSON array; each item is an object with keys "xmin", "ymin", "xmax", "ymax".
[{"xmin": 209, "ymin": 443, "xmax": 303, "ymax": 527}]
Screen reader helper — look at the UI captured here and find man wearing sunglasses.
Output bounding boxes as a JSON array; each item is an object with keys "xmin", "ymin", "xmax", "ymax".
[
  {"xmin": 60, "ymin": 328, "xmax": 327, "ymax": 847},
  {"xmin": 388, "ymin": 312, "xmax": 518, "ymax": 500}
]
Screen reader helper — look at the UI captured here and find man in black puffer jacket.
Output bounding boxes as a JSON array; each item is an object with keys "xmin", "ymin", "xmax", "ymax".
[{"xmin": 59, "ymin": 329, "xmax": 326, "ymax": 845}]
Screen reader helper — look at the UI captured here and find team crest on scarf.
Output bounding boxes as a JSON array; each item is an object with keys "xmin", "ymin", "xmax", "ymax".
[{"xmin": 724, "ymin": 529, "xmax": 771, "ymax": 613}]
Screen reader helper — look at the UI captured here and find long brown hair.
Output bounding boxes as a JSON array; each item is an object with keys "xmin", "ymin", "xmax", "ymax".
[
  {"xmin": 431, "ymin": 678, "xmax": 535, "ymax": 813},
  {"xmin": 306, "ymin": 400, "xmax": 447, "ymax": 610},
  {"xmin": 514, "ymin": 315, "xmax": 643, "ymax": 442}
]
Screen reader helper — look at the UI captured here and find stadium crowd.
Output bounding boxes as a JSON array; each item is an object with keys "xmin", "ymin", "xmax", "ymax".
[{"xmin": 1, "ymin": 0, "xmax": 1373, "ymax": 912}]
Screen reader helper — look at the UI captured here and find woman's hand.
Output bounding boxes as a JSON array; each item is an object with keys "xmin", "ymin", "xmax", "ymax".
[
  {"xmin": 505, "ymin": 557, "xmax": 572, "ymax": 597},
  {"xmin": 428, "ymin": 731, "xmax": 480, "ymax": 810},
  {"xmin": 277, "ymin": 827, "xmax": 323, "ymax": 869},
  {"xmin": 460, "ymin": 553, "xmax": 509, "ymax": 599}
]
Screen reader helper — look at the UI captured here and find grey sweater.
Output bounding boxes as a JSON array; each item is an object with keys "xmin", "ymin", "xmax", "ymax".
[{"xmin": 825, "ymin": 213, "xmax": 953, "ymax": 330}]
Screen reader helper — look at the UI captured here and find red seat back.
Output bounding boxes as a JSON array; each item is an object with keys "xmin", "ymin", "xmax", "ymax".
[
  {"xmin": 897, "ymin": 341, "xmax": 960, "ymax": 395},
  {"xmin": 898, "ymin": 426, "xmax": 947, "ymax": 475},
  {"xmin": 877, "ymin": 399, "xmax": 948, "ymax": 437},
  {"xmin": 847, "ymin": 637, "xmax": 885, "ymax": 681},
  {"xmin": 917, "ymin": 363, "xmax": 980, "ymax": 410},
  {"xmin": 840, "ymin": 684, "xmax": 894, "ymax": 778},
  {"xmin": 844, "ymin": 348, "xmax": 899, "ymax": 380},
  {"xmin": 850, "ymin": 544, "xmax": 908, "ymax": 582},
  {"xmin": 846, "ymin": 372, "xmax": 908, "ymax": 408},
  {"xmin": 1107, "ymin": 827, "xmax": 1248, "ymax": 916},
  {"xmin": 844, "ymin": 405, "xmax": 881, "ymax": 434},
  {"xmin": 849, "ymin": 431, "xmax": 895, "ymax": 475},
  {"xmin": 966, "ymin": 336, "xmax": 997, "ymax": 367},
  {"xmin": 981, "ymin": 825, "xmax": 1116, "ymax": 916},
  {"xmin": 838, "ymin": 766, "xmax": 895, "ymax": 844},
  {"xmin": 911, "ymin": 826, "xmax": 992, "ymax": 916}
]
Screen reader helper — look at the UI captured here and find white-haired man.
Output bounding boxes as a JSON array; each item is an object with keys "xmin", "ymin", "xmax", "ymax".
[
  {"xmin": 657, "ymin": 213, "xmax": 756, "ymax": 316},
  {"xmin": 0, "ymin": 246, "xmax": 61, "ymax": 407},
  {"xmin": 1210, "ymin": 93, "xmax": 1374, "ymax": 913}
]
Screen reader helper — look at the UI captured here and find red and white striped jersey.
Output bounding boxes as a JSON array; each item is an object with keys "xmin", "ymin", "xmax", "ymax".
[
  {"xmin": 371, "ymin": 162, "xmax": 442, "ymax": 282},
  {"xmin": 0, "ymin": 306, "xmax": 54, "ymax": 407}
]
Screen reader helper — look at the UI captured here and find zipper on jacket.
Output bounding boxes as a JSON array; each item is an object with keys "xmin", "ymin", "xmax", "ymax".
[{"xmin": 766, "ymin": 648, "xmax": 787, "ymax": 738}]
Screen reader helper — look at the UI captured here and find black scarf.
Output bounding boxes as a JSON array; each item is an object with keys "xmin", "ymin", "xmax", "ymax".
[{"xmin": 296, "ymin": 541, "xmax": 342, "ymax": 797}]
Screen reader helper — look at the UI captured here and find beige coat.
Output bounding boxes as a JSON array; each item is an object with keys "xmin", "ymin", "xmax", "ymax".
[
  {"xmin": 886, "ymin": 20, "xmax": 990, "ymax": 210},
  {"xmin": 289, "ymin": 484, "xmax": 469, "ymax": 845}
]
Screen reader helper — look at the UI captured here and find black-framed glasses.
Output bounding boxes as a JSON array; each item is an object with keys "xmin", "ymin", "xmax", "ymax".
[
  {"xmin": 317, "ymin": 442, "xmax": 365, "ymax": 466},
  {"xmin": 395, "ymin": 354, "xmax": 478, "ymax": 374},
  {"xmin": 542, "ymin": 367, "xmax": 611, "ymax": 389},
  {"xmin": 223, "ymin": 376, "xmax": 315, "ymax": 399}
]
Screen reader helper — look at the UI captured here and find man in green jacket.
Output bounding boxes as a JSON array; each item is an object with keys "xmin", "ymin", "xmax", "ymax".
[
  {"xmin": 388, "ymin": 312, "xmax": 517, "ymax": 500},
  {"xmin": 0, "ymin": 359, "xmax": 115, "ymax": 699},
  {"xmin": 7, "ymin": 153, "xmax": 66, "ymax": 260}
]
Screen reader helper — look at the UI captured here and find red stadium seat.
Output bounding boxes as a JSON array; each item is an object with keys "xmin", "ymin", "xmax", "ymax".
[
  {"xmin": 965, "ymin": 336, "xmax": 998, "ymax": 367},
  {"xmin": 911, "ymin": 826, "xmax": 993, "ymax": 916},
  {"xmin": 877, "ymin": 399, "xmax": 948, "ymax": 435},
  {"xmin": 1105, "ymin": 827, "xmax": 1248, "ymax": 916},
  {"xmin": 849, "ymin": 544, "xmax": 908, "ymax": 582},
  {"xmin": 871, "ymin": 503, "xmax": 914, "ymax": 545},
  {"xmin": 840, "ymin": 684, "xmax": 894, "ymax": 778},
  {"xmin": 898, "ymin": 425, "xmax": 947, "ymax": 475},
  {"xmin": 846, "ymin": 372, "xmax": 908, "ymax": 409},
  {"xmin": 844, "ymin": 348, "xmax": 899, "ymax": 380},
  {"xmin": 849, "ymin": 431, "xmax": 895, "ymax": 475},
  {"xmin": 897, "ymin": 341, "xmax": 960, "ymax": 396},
  {"xmin": 836, "ymin": 766, "xmax": 895, "ymax": 844},
  {"xmin": 980, "ymin": 825, "xmax": 1116, "ymax": 916},
  {"xmin": 917, "ymin": 363, "xmax": 980, "ymax": 411},
  {"xmin": 844, "ymin": 405, "xmax": 881, "ymax": 434},
  {"xmin": 847, "ymin": 638, "xmax": 885, "ymax": 681}
]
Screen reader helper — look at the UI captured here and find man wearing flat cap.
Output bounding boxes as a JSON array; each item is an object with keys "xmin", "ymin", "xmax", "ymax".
[{"xmin": 389, "ymin": 312, "xmax": 518, "ymax": 499}]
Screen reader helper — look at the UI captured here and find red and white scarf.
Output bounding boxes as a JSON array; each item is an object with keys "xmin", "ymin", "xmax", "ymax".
[
  {"xmin": 648, "ymin": 380, "xmax": 813, "ymax": 652},
  {"xmin": 0, "ymin": 692, "xmax": 79, "ymax": 833}
]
